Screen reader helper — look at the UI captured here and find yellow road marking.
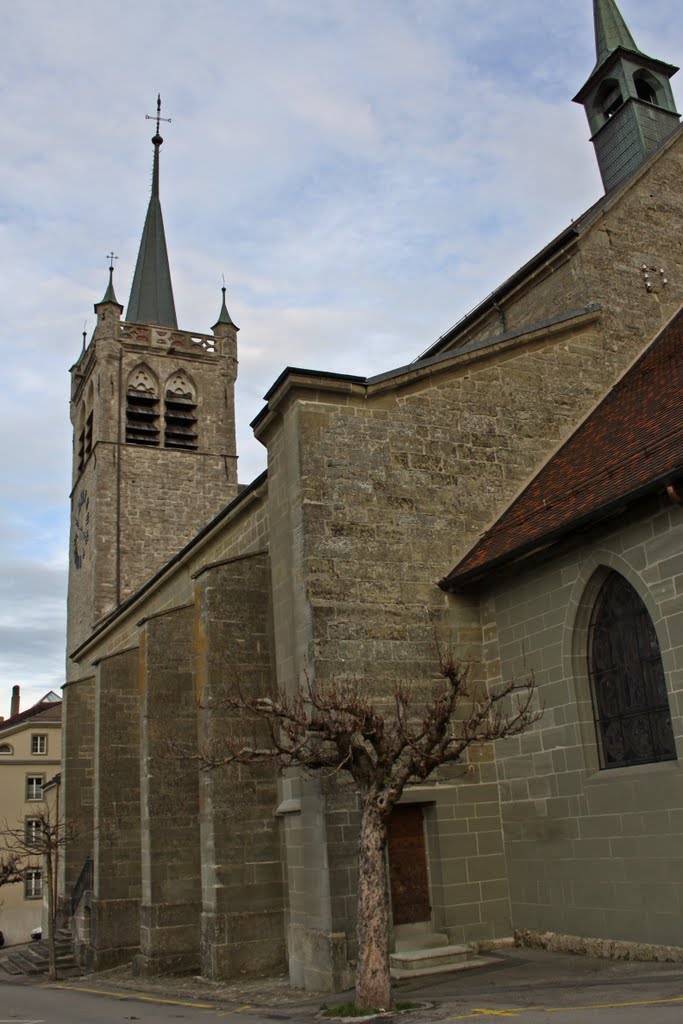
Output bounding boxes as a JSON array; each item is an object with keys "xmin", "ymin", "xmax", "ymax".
[
  {"xmin": 448, "ymin": 993, "xmax": 683, "ymax": 1020},
  {"xmin": 544, "ymin": 995, "xmax": 683, "ymax": 1012},
  {"xmin": 47, "ymin": 983, "xmax": 218, "ymax": 1009}
]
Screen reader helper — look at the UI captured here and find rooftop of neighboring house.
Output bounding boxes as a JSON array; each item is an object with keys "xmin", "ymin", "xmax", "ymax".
[{"xmin": 0, "ymin": 688, "xmax": 62, "ymax": 734}]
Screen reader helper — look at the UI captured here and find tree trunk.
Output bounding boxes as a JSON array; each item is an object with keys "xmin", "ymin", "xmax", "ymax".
[
  {"xmin": 45, "ymin": 852, "xmax": 56, "ymax": 982},
  {"xmin": 355, "ymin": 800, "xmax": 392, "ymax": 1011}
]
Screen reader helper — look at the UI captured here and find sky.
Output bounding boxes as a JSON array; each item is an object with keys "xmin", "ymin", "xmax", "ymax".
[{"xmin": 2, "ymin": 0, "xmax": 683, "ymax": 718}]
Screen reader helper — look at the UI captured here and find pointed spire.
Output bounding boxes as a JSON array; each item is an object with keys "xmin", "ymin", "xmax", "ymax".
[
  {"xmin": 126, "ymin": 95, "xmax": 178, "ymax": 329},
  {"xmin": 99, "ymin": 254, "xmax": 120, "ymax": 305},
  {"xmin": 213, "ymin": 284, "xmax": 238, "ymax": 331},
  {"xmin": 593, "ymin": 0, "xmax": 640, "ymax": 70}
]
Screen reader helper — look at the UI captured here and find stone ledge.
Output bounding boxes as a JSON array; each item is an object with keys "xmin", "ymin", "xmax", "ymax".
[{"xmin": 515, "ymin": 928, "xmax": 683, "ymax": 963}]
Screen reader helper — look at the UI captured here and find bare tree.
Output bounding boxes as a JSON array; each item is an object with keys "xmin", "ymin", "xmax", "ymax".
[
  {"xmin": 0, "ymin": 851, "xmax": 24, "ymax": 890},
  {"xmin": 178, "ymin": 651, "xmax": 540, "ymax": 1011},
  {"xmin": 1, "ymin": 805, "xmax": 79, "ymax": 980}
]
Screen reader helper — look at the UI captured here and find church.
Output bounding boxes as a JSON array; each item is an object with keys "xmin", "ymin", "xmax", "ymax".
[{"xmin": 62, "ymin": 0, "xmax": 683, "ymax": 990}]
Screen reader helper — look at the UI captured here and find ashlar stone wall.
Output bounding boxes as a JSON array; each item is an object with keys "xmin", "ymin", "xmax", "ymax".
[
  {"xmin": 483, "ymin": 493, "xmax": 683, "ymax": 947},
  {"xmin": 259, "ymin": 308, "xmax": 625, "ymax": 984}
]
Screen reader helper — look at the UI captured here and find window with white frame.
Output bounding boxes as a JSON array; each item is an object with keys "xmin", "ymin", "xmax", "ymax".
[
  {"xmin": 31, "ymin": 734, "xmax": 47, "ymax": 755},
  {"xmin": 25, "ymin": 818, "xmax": 42, "ymax": 846},
  {"xmin": 24, "ymin": 869, "xmax": 42, "ymax": 899},
  {"xmin": 26, "ymin": 775, "xmax": 43, "ymax": 800}
]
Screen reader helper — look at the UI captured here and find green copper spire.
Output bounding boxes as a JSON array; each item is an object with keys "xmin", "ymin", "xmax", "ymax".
[
  {"xmin": 126, "ymin": 96, "xmax": 178, "ymax": 329},
  {"xmin": 593, "ymin": 0, "xmax": 639, "ymax": 70}
]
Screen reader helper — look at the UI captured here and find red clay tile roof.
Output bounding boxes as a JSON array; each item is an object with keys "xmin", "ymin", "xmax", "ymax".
[
  {"xmin": 441, "ymin": 306, "xmax": 683, "ymax": 591},
  {"xmin": 0, "ymin": 699, "xmax": 62, "ymax": 732}
]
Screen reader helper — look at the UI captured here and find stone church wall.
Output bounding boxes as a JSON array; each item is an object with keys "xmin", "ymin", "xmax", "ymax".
[
  {"xmin": 194, "ymin": 553, "xmax": 286, "ymax": 979},
  {"xmin": 136, "ymin": 604, "xmax": 202, "ymax": 976},
  {"xmin": 485, "ymin": 493, "xmax": 683, "ymax": 947},
  {"xmin": 92, "ymin": 646, "xmax": 142, "ymax": 969},
  {"xmin": 261, "ymin": 308, "xmax": 623, "ymax": 978}
]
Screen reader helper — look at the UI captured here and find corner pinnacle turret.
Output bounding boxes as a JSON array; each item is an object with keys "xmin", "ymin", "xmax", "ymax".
[{"xmin": 126, "ymin": 95, "xmax": 178, "ymax": 329}]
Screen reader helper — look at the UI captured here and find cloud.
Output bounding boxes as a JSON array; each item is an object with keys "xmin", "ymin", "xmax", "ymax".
[{"xmin": 1, "ymin": 0, "xmax": 682, "ymax": 702}]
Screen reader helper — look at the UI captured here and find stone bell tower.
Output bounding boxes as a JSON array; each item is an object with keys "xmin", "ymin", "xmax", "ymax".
[
  {"xmin": 574, "ymin": 0, "xmax": 680, "ymax": 193},
  {"xmin": 66, "ymin": 99, "xmax": 239, "ymax": 672}
]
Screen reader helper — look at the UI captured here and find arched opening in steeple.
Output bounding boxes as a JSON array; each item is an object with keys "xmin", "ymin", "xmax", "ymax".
[
  {"xmin": 164, "ymin": 370, "xmax": 198, "ymax": 450},
  {"xmin": 76, "ymin": 402, "xmax": 86, "ymax": 473},
  {"xmin": 595, "ymin": 78, "xmax": 624, "ymax": 123},
  {"xmin": 125, "ymin": 364, "xmax": 160, "ymax": 447},
  {"xmin": 634, "ymin": 69, "xmax": 660, "ymax": 105}
]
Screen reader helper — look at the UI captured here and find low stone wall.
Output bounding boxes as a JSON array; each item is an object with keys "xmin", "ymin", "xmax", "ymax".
[{"xmin": 515, "ymin": 928, "xmax": 683, "ymax": 964}]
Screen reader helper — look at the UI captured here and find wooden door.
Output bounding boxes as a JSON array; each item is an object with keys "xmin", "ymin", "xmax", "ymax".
[{"xmin": 387, "ymin": 804, "xmax": 431, "ymax": 925}]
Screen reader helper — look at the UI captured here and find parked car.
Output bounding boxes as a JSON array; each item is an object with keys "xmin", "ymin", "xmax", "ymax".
[{"xmin": 30, "ymin": 927, "xmax": 42, "ymax": 941}]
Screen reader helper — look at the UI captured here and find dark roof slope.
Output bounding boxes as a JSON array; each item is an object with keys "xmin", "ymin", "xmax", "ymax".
[
  {"xmin": 0, "ymin": 698, "xmax": 62, "ymax": 733},
  {"xmin": 442, "ymin": 306, "xmax": 683, "ymax": 591}
]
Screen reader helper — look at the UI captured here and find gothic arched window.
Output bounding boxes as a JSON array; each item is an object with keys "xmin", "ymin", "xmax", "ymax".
[
  {"xmin": 84, "ymin": 382, "xmax": 94, "ymax": 461},
  {"xmin": 76, "ymin": 402, "xmax": 86, "ymax": 473},
  {"xmin": 164, "ymin": 371, "xmax": 198, "ymax": 451},
  {"xmin": 588, "ymin": 572, "xmax": 676, "ymax": 769},
  {"xmin": 125, "ymin": 365, "xmax": 160, "ymax": 447}
]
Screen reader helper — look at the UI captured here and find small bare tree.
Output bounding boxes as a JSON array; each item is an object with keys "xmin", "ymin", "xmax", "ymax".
[
  {"xmin": 0, "ymin": 852, "xmax": 24, "ymax": 890},
  {"xmin": 179, "ymin": 652, "xmax": 539, "ymax": 1011},
  {"xmin": 1, "ymin": 805, "xmax": 79, "ymax": 980}
]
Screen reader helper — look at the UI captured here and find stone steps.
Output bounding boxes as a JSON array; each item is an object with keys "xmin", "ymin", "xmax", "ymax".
[
  {"xmin": 390, "ymin": 943, "xmax": 499, "ymax": 979},
  {"xmin": 0, "ymin": 931, "xmax": 81, "ymax": 979}
]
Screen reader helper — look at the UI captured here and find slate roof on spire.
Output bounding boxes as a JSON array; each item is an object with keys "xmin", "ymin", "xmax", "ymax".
[
  {"xmin": 213, "ymin": 286, "xmax": 238, "ymax": 330},
  {"xmin": 126, "ymin": 129, "xmax": 178, "ymax": 329},
  {"xmin": 98, "ymin": 266, "xmax": 121, "ymax": 306},
  {"xmin": 592, "ymin": 0, "xmax": 640, "ymax": 71}
]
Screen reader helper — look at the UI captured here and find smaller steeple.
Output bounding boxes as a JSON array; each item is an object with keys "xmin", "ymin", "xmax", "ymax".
[
  {"xmin": 574, "ymin": 0, "xmax": 680, "ymax": 193},
  {"xmin": 93, "ymin": 257, "xmax": 124, "ymax": 338},
  {"xmin": 98, "ymin": 254, "xmax": 121, "ymax": 306},
  {"xmin": 212, "ymin": 285, "xmax": 238, "ymax": 332}
]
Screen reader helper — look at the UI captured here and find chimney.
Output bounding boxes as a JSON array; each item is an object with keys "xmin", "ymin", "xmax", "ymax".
[{"xmin": 10, "ymin": 685, "xmax": 20, "ymax": 718}]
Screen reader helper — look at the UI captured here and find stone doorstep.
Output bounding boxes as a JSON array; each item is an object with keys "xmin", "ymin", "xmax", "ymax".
[
  {"xmin": 390, "ymin": 943, "xmax": 474, "ymax": 970},
  {"xmin": 390, "ymin": 953, "xmax": 500, "ymax": 980}
]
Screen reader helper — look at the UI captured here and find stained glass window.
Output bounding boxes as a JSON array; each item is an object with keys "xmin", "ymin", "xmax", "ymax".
[{"xmin": 588, "ymin": 572, "xmax": 676, "ymax": 769}]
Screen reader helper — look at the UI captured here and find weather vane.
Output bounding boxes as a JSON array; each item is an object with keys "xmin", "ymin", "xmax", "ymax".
[{"xmin": 146, "ymin": 94, "xmax": 172, "ymax": 138}]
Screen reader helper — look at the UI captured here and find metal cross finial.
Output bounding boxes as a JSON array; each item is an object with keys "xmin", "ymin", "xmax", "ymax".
[
  {"xmin": 146, "ymin": 94, "xmax": 172, "ymax": 137},
  {"xmin": 107, "ymin": 252, "xmax": 118, "ymax": 272}
]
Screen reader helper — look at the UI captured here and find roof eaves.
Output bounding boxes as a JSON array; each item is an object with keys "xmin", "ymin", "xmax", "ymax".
[
  {"xmin": 441, "ymin": 470, "xmax": 682, "ymax": 593},
  {"xmin": 369, "ymin": 305, "xmax": 602, "ymax": 388}
]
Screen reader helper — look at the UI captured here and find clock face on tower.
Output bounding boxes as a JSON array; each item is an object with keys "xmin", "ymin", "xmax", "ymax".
[{"xmin": 72, "ymin": 488, "xmax": 90, "ymax": 569}]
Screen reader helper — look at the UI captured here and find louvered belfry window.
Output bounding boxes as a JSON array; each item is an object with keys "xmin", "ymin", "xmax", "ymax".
[
  {"xmin": 164, "ymin": 372, "xmax": 198, "ymax": 451},
  {"xmin": 589, "ymin": 572, "xmax": 676, "ymax": 769},
  {"xmin": 126, "ymin": 367, "xmax": 160, "ymax": 447}
]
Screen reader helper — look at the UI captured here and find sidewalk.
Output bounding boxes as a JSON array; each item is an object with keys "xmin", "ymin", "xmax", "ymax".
[{"xmin": 53, "ymin": 946, "xmax": 683, "ymax": 1020}]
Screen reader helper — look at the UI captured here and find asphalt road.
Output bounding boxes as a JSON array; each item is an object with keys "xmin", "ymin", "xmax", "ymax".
[
  {"xmin": 0, "ymin": 981, "xmax": 273, "ymax": 1024},
  {"xmin": 1, "ymin": 947, "xmax": 683, "ymax": 1023}
]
